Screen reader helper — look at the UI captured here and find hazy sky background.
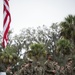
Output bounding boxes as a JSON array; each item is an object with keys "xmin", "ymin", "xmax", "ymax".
[{"xmin": 0, "ymin": 0, "xmax": 75, "ymax": 35}]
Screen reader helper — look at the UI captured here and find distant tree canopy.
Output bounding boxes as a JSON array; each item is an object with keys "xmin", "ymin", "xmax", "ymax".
[
  {"xmin": 59, "ymin": 15, "xmax": 75, "ymax": 54},
  {"xmin": 0, "ymin": 14, "xmax": 75, "ymax": 66},
  {"xmin": 56, "ymin": 15, "xmax": 75, "ymax": 64},
  {"xmin": 60, "ymin": 15, "xmax": 75, "ymax": 47},
  {"xmin": 57, "ymin": 37, "xmax": 72, "ymax": 55},
  {"xmin": 27, "ymin": 43, "xmax": 46, "ymax": 61}
]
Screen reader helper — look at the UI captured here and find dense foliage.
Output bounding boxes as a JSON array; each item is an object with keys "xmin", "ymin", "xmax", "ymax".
[{"xmin": 0, "ymin": 14, "xmax": 75, "ymax": 66}]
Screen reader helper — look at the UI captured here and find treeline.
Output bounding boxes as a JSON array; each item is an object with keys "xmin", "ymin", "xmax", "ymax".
[{"xmin": 0, "ymin": 15, "xmax": 75, "ymax": 67}]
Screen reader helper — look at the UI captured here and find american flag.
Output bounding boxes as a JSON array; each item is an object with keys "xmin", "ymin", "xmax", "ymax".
[{"xmin": 2, "ymin": 0, "xmax": 11, "ymax": 48}]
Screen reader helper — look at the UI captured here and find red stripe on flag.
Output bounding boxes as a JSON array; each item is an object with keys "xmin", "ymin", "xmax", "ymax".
[
  {"xmin": 4, "ymin": 0, "xmax": 9, "ymax": 6},
  {"xmin": 2, "ymin": 0, "xmax": 11, "ymax": 48}
]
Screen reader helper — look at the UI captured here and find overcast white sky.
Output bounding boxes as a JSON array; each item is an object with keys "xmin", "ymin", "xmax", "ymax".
[{"xmin": 0, "ymin": 0, "xmax": 75, "ymax": 35}]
